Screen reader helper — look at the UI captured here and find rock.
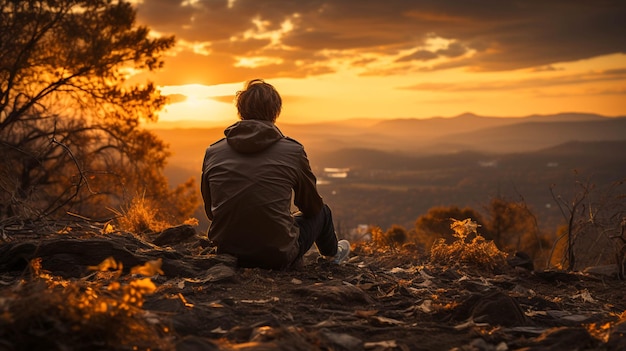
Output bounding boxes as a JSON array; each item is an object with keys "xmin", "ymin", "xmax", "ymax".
[
  {"xmin": 153, "ymin": 224, "xmax": 197, "ymax": 246},
  {"xmin": 183, "ymin": 263, "xmax": 237, "ymax": 283},
  {"xmin": 0, "ymin": 237, "xmax": 148, "ymax": 277},
  {"xmin": 453, "ymin": 290, "xmax": 528, "ymax": 327}
]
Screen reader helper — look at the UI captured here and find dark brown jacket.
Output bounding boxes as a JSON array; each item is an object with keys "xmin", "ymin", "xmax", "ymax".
[{"xmin": 201, "ymin": 120, "xmax": 323, "ymax": 269}]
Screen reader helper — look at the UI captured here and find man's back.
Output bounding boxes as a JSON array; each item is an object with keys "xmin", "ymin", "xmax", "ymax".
[
  {"xmin": 201, "ymin": 119, "xmax": 322, "ymax": 268},
  {"xmin": 201, "ymin": 79, "xmax": 348, "ymax": 269}
]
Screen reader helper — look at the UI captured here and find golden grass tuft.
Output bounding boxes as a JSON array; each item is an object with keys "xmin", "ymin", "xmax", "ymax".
[
  {"xmin": 115, "ymin": 195, "xmax": 169, "ymax": 234},
  {"xmin": 430, "ymin": 218, "xmax": 507, "ymax": 271}
]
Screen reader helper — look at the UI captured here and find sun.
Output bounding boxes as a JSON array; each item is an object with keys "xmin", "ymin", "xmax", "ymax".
[{"xmin": 157, "ymin": 84, "xmax": 239, "ymax": 125}]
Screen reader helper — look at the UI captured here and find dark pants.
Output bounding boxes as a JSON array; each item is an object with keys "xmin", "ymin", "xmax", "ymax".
[{"xmin": 295, "ymin": 204, "xmax": 338, "ymax": 259}]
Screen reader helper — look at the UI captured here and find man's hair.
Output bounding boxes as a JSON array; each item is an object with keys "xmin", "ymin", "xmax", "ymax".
[{"xmin": 235, "ymin": 79, "xmax": 282, "ymax": 122}]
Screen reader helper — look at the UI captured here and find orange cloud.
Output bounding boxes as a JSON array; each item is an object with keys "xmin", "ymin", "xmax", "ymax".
[{"xmin": 135, "ymin": 1, "xmax": 626, "ymax": 85}]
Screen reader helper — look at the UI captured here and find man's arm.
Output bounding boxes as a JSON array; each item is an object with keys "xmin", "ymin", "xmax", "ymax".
[
  {"xmin": 293, "ymin": 148, "xmax": 324, "ymax": 217},
  {"xmin": 200, "ymin": 151, "xmax": 213, "ymax": 221}
]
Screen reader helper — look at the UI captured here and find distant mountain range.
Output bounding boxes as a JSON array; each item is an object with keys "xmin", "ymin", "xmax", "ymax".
[
  {"xmin": 278, "ymin": 112, "xmax": 626, "ymax": 155},
  {"xmin": 153, "ymin": 112, "xmax": 626, "ymax": 174}
]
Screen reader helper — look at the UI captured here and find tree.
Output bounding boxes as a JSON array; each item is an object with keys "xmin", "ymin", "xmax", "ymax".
[
  {"xmin": 484, "ymin": 196, "xmax": 553, "ymax": 268},
  {"xmin": 0, "ymin": 0, "xmax": 198, "ymax": 223},
  {"xmin": 486, "ymin": 197, "xmax": 539, "ymax": 253},
  {"xmin": 372, "ymin": 224, "xmax": 407, "ymax": 250}
]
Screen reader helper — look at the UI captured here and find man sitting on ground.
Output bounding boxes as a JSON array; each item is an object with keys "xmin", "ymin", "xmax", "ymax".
[{"xmin": 201, "ymin": 78, "xmax": 350, "ymax": 269}]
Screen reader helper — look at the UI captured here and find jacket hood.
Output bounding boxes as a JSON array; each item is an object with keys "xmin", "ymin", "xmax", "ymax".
[{"xmin": 224, "ymin": 120, "xmax": 284, "ymax": 153}]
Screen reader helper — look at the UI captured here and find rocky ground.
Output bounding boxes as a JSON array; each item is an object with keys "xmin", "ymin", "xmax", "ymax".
[{"xmin": 1, "ymin": 223, "xmax": 625, "ymax": 350}]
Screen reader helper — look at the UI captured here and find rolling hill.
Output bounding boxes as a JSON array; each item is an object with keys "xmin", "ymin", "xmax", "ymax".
[{"xmin": 153, "ymin": 113, "xmax": 626, "ymax": 233}]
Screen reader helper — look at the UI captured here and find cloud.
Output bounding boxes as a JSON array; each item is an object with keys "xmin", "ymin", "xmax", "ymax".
[
  {"xmin": 398, "ymin": 67, "xmax": 626, "ymax": 92},
  {"xmin": 211, "ymin": 95, "xmax": 235, "ymax": 104},
  {"xmin": 135, "ymin": 0, "xmax": 626, "ymax": 84},
  {"xmin": 396, "ymin": 50, "xmax": 438, "ymax": 62},
  {"xmin": 164, "ymin": 93, "xmax": 187, "ymax": 104}
]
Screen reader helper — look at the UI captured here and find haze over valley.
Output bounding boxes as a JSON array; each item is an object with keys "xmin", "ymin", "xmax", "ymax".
[{"xmin": 155, "ymin": 112, "xmax": 626, "ymax": 235}]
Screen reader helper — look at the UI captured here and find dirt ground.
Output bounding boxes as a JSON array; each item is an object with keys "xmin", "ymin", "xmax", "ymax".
[{"xmin": 1, "ymin": 223, "xmax": 625, "ymax": 350}]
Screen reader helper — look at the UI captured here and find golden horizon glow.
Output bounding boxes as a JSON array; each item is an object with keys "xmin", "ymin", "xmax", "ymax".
[{"xmin": 156, "ymin": 53, "xmax": 626, "ymax": 125}]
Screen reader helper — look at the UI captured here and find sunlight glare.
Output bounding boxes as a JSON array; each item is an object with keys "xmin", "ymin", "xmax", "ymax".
[{"xmin": 158, "ymin": 84, "xmax": 239, "ymax": 124}]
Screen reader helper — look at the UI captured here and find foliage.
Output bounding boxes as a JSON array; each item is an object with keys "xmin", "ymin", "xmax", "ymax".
[
  {"xmin": 372, "ymin": 224, "xmax": 407, "ymax": 250},
  {"xmin": 486, "ymin": 197, "xmax": 537, "ymax": 252},
  {"xmin": 0, "ymin": 257, "xmax": 172, "ymax": 350},
  {"xmin": 430, "ymin": 218, "xmax": 507, "ymax": 271},
  {"xmin": 114, "ymin": 195, "xmax": 169, "ymax": 234},
  {"xmin": 485, "ymin": 196, "xmax": 553, "ymax": 269},
  {"xmin": 414, "ymin": 206, "xmax": 490, "ymax": 251},
  {"xmin": 0, "ymin": 0, "xmax": 198, "ymax": 223}
]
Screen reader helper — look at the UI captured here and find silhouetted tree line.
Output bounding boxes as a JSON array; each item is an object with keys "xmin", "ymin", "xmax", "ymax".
[{"xmin": 0, "ymin": 0, "xmax": 198, "ymax": 224}]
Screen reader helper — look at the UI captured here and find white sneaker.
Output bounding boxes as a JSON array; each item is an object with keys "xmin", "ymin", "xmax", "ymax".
[{"xmin": 333, "ymin": 240, "xmax": 351, "ymax": 264}]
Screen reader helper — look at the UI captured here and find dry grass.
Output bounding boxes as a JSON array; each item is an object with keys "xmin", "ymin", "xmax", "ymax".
[
  {"xmin": 115, "ymin": 195, "xmax": 169, "ymax": 234},
  {"xmin": 0, "ymin": 258, "xmax": 171, "ymax": 350},
  {"xmin": 430, "ymin": 218, "xmax": 507, "ymax": 271}
]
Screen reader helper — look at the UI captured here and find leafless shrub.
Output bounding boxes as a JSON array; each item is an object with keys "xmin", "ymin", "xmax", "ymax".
[{"xmin": 549, "ymin": 174, "xmax": 626, "ymax": 271}]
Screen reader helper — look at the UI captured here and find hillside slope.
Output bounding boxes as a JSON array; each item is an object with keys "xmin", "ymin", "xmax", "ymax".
[{"xmin": 1, "ymin": 226, "xmax": 625, "ymax": 350}]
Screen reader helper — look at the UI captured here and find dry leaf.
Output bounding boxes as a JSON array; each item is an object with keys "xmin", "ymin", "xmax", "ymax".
[
  {"xmin": 240, "ymin": 297, "xmax": 279, "ymax": 304},
  {"xmin": 355, "ymin": 310, "xmax": 378, "ymax": 318},
  {"xmin": 130, "ymin": 277, "xmax": 157, "ymax": 294},
  {"xmin": 88, "ymin": 257, "xmax": 121, "ymax": 272},
  {"xmin": 130, "ymin": 258, "xmax": 164, "ymax": 276},
  {"xmin": 417, "ymin": 300, "xmax": 433, "ymax": 313},
  {"xmin": 210, "ymin": 326, "xmax": 228, "ymax": 334},
  {"xmin": 101, "ymin": 223, "xmax": 115, "ymax": 234},
  {"xmin": 573, "ymin": 289, "xmax": 595, "ymax": 303},
  {"xmin": 371, "ymin": 315, "xmax": 404, "ymax": 325},
  {"xmin": 364, "ymin": 340, "xmax": 397, "ymax": 349}
]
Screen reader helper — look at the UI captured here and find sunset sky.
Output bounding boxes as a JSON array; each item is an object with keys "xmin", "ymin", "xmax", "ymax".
[{"xmin": 131, "ymin": 0, "xmax": 626, "ymax": 125}]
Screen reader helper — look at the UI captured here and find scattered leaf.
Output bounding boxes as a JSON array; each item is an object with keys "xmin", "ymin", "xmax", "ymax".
[
  {"xmin": 210, "ymin": 326, "xmax": 228, "ymax": 334},
  {"xmin": 101, "ymin": 223, "xmax": 115, "ymax": 234},
  {"xmin": 364, "ymin": 340, "xmax": 397, "ymax": 349},
  {"xmin": 573, "ymin": 289, "xmax": 596, "ymax": 303},
  {"xmin": 370, "ymin": 315, "xmax": 404, "ymax": 326},
  {"xmin": 417, "ymin": 300, "xmax": 433, "ymax": 313},
  {"xmin": 131, "ymin": 258, "xmax": 164, "ymax": 277},
  {"xmin": 130, "ymin": 277, "xmax": 157, "ymax": 295},
  {"xmin": 355, "ymin": 310, "xmax": 378, "ymax": 318},
  {"xmin": 240, "ymin": 297, "xmax": 279, "ymax": 304},
  {"xmin": 88, "ymin": 257, "xmax": 121, "ymax": 272}
]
